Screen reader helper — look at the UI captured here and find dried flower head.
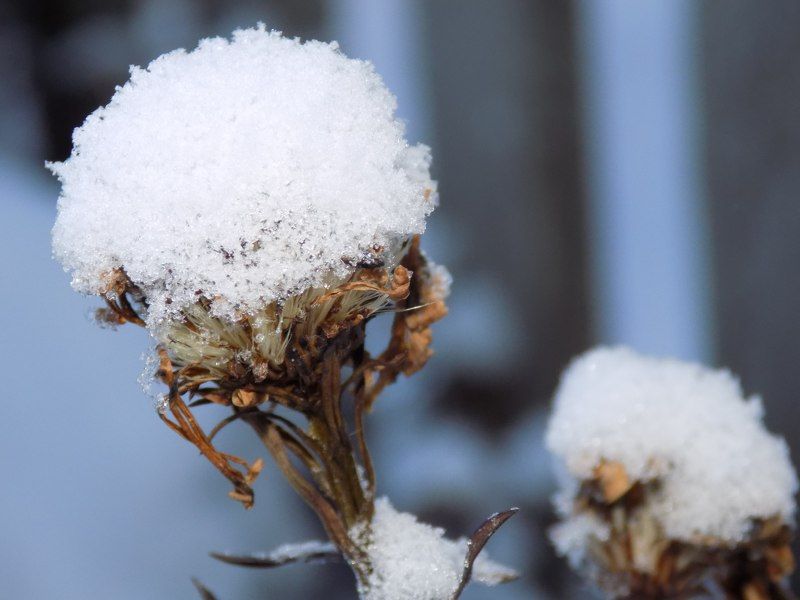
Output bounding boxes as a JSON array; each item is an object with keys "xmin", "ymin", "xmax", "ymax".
[
  {"xmin": 546, "ymin": 347, "xmax": 798, "ymax": 599},
  {"xmin": 46, "ymin": 25, "xmax": 522, "ymax": 600},
  {"xmin": 48, "ymin": 25, "xmax": 436, "ymax": 328}
]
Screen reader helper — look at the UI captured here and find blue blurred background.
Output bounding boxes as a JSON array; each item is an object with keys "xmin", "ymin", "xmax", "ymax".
[{"xmin": 2, "ymin": 1, "xmax": 800, "ymax": 598}]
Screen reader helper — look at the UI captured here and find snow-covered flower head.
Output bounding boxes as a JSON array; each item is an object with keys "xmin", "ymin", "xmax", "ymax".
[
  {"xmin": 49, "ymin": 25, "xmax": 437, "ymax": 328},
  {"xmin": 546, "ymin": 347, "xmax": 797, "ymax": 598},
  {"xmin": 49, "ymin": 28, "xmax": 478, "ymax": 598}
]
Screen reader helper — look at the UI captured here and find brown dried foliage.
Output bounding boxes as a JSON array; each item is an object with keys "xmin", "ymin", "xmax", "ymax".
[
  {"xmin": 574, "ymin": 462, "xmax": 796, "ymax": 600},
  {"xmin": 102, "ymin": 236, "xmax": 448, "ymax": 579}
]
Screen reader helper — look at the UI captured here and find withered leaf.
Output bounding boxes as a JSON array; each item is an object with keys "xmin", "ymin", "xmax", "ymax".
[
  {"xmin": 450, "ymin": 507, "xmax": 519, "ymax": 600},
  {"xmin": 209, "ymin": 543, "xmax": 340, "ymax": 569},
  {"xmin": 191, "ymin": 577, "xmax": 218, "ymax": 600}
]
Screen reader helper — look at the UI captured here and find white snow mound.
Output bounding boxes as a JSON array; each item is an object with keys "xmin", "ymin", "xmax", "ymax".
[
  {"xmin": 355, "ymin": 497, "xmax": 515, "ymax": 600},
  {"xmin": 49, "ymin": 24, "xmax": 436, "ymax": 326}
]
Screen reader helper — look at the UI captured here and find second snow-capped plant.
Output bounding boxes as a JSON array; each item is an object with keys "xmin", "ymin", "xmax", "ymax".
[
  {"xmin": 546, "ymin": 347, "xmax": 797, "ymax": 599},
  {"xmin": 49, "ymin": 25, "xmax": 516, "ymax": 599}
]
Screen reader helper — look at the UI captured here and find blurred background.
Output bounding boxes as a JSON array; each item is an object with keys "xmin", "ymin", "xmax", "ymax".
[{"xmin": 1, "ymin": 0, "xmax": 799, "ymax": 598}]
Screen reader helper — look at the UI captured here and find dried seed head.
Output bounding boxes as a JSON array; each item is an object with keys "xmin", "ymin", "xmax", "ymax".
[
  {"xmin": 49, "ymin": 25, "xmax": 437, "ymax": 327},
  {"xmin": 547, "ymin": 347, "xmax": 798, "ymax": 598},
  {"xmin": 155, "ymin": 264, "xmax": 411, "ymax": 389},
  {"xmin": 551, "ymin": 465, "xmax": 795, "ymax": 598}
]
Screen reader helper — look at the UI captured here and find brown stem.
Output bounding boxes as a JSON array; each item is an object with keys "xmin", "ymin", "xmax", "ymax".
[
  {"xmin": 313, "ymin": 347, "xmax": 371, "ymax": 524},
  {"xmin": 101, "ymin": 261, "xmax": 454, "ymax": 595},
  {"xmin": 243, "ymin": 412, "xmax": 372, "ymax": 586},
  {"xmin": 306, "ymin": 413, "xmax": 369, "ymax": 527},
  {"xmin": 162, "ymin": 391, "xmax": 260, "ymax": 508},
  {"xmin": 353, "ymin": 390, "xmax": 376, "ymax": 501}
]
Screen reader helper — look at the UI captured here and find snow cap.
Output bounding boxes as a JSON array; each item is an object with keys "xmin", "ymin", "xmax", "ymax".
[
  {"xmin": 546, "ymin": 346, "xmax": 797, "ymax": 543},
  {"xmin": 49, "ymin": 25, "xmax": 436, "ymax": 326}
]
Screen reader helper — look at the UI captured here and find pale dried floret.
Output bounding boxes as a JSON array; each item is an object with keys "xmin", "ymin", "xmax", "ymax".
[
  {"xmin": 49, "ymin": 25, "xmax": 436, "ymax": 327},
  {"xmin": 160, "ymin": 280, "xmax": 396, "ymax": 385}
]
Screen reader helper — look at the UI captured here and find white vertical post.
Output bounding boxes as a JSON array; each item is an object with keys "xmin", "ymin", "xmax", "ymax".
[
  {"xmin": 326, "ymin": 0, "xmax": 429, "ymax": 144},
  {"xmin": 577, "ymin": 0, "xmax": 714, "ymax": 361}
]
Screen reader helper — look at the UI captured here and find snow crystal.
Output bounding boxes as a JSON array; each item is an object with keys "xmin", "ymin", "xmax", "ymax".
[
  {"xmin": 424, "ymin": 259, "xmax": 452, "ymax": 302},
  {"xmin": 355, "ymin": 497, "xmax": 515, "ymax": 600},
  {"xmin": 49, "ymin": 25, "xmax": 436, "ymax": 327},
  {"xmin": 550, "ymin": 512, "xmax": 610, "ymax": 570},
  {"xmin": 214, "ymin": 540, "xmax": 336, "ymax": 565},
  {"xmin": 546, "ymin": 346, "xmax": 798, "ymax": 543},
  {"xmin": 263, "ymin": 540, "xmax": 336, "ymax": 562},
  {"xmin": 137, "ymin": 348, "xmax": 168, "ymax": 412}
]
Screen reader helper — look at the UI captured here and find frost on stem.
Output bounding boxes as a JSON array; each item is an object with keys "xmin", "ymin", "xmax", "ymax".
[
  {"xmin": 546, "ymin": 347, "xmax": 798, "ymax": 599},
  {"xmin": 351, "ymin": 498, "xmax": 518, "ymax": 600},
  {"xmin": 211, "ymin": 540, "xmax": 339, "ymax": 568}
]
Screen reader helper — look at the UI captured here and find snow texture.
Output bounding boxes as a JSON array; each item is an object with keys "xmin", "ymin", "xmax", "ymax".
[
  {"xmin": 49, "ymin": 25, "xmax": 436, "ymax": 327},
  {"xmin": 549, "ymin": 512, "xmax": 610, "ymax": 569},
  {"xmin": 355, "ymin": 497, "xmax": 515, "ymax": 600},
  {"xmin": 213, "ymin": 540, "xmax": 336, "ymax": 566},
  {"xmin": 546, "ymin": 346, "xmax": 798, "ymax": 543},
  {"xmin": 424, "ymin": 259, "xmax": 452, "ymax": 302},
  {"xmin": 262, "ymin": 540, "xmax": 336, "ymax": 562}
]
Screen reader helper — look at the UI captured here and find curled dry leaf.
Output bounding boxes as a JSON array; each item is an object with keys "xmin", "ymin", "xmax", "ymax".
[
  {"xmin": 450, "ymin": 507, "xmax": 520, "ymax": 600},
  {"xmin": 155, "ymin": 348, "xmax": 263, "ymax": 509},
  {"xmin": 362, "ymin": 236, "xmax": 448, "ymax": 408},
  {"xmin": 312, "ymin": 265, "xmax": 410, "ymax": 306}
]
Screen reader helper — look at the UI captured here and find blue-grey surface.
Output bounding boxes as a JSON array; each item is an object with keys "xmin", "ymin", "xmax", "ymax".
[{"xmin": 3, "ymin": 0, "xmax": 777, "ymax": 598}]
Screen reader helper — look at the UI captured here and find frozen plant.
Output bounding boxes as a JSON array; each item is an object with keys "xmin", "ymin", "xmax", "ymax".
[
  {"xmin": 546, "ymin": 346, "xmax": 797, "ymax": 599},
  {"xmin": 49, "ymin": 25, "xmax": 516, "ymax": 599}
]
